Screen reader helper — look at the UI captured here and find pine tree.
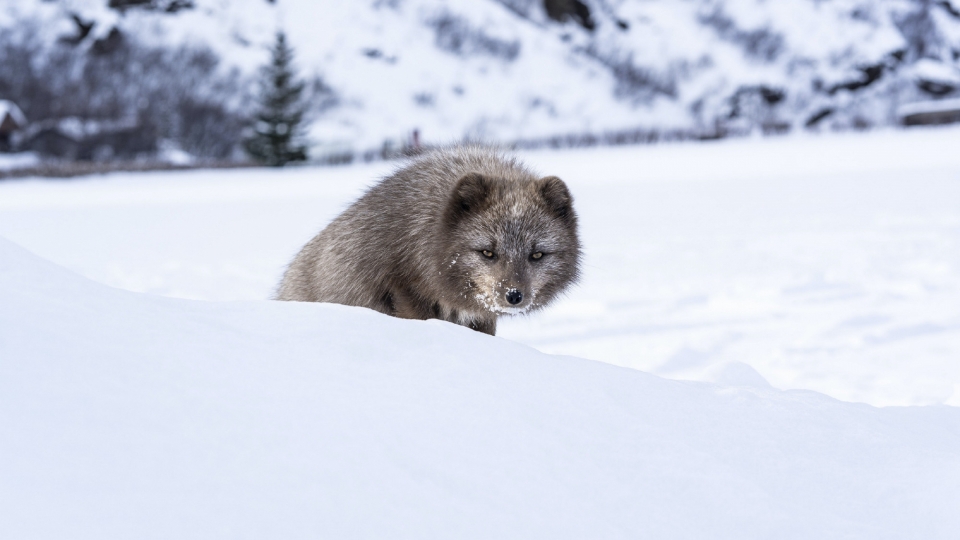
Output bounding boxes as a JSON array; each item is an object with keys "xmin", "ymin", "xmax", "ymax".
[{"xmin": 244, "ymin": 31, "xmax": 308, "ymax": 166}]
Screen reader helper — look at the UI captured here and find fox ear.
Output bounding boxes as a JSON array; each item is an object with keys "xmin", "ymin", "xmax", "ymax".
[
  {"xmin": 448, "ymin": 172, "xmax": 492, "ymax": 220},
  {"xmin": 536, "ymin": 176, "xmax": 575, "ymax": 224}
]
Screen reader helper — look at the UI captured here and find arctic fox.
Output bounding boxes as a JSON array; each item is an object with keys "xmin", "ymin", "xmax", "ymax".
[{"xmin": 276, "ymin": 146, "xmax": 581, "ymax": 335}]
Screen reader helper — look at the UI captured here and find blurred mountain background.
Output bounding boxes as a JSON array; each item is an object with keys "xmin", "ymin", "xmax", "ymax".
[{"xmin": 2, "ymin": 0, "xmax": 960, "ymax": 166}]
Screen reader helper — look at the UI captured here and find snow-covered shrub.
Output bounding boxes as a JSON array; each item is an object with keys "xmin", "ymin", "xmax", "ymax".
[
  {"xmin": 0, "ymin": 18, "xmax": 248, "ymax": 161},
  {"xmin": 428, "ymin": 12, "xmax": 522, "ymax": 61},
  {"xmin": 698, "ymin": 6, "xmax": 785, "ymax": 63}
]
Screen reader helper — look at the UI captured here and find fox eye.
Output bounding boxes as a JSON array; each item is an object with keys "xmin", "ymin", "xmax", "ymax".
[
  {"xmin": 481, "ymin": 250, "xmax": 495, "ymax": 258},
  {"xmin": 531, "ymin": 252, "xmax": 543, "ymax": 260}
]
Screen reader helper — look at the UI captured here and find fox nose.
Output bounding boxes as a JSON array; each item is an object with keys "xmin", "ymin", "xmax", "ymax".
[{"xmin": 505, "ymin": 289, "xmax": 523, "ymax": 305}]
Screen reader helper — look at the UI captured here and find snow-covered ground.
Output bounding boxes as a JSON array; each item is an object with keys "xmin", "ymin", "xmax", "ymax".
[
  {"xmin": 0, "ymin": 152, "xmax": 39, "ymax": 171},
  {"xmin": 0, "ymin": 129, "xmax": 960, "ymax": 405},
  {"xmin": 3, "ymin": 129, "xmax": 960, "ymax": 537},
  {"xmin": 3, "ymin": 224, "xmax": 960, "ymax": 539},
  {"xmin": 1, "ymin": 128, "xmax": 959, "ymax": 407}
]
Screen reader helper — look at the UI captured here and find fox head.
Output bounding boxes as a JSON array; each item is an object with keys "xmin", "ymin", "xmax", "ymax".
[{"xmin": 438, "ymin": 172, "xmax": 581, "ymax": 317}]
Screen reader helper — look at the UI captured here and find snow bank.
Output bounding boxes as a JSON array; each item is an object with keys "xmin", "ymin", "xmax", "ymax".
[{"xmin": 2, "ymin": 236, "xmax": 959, "ymax": 539}]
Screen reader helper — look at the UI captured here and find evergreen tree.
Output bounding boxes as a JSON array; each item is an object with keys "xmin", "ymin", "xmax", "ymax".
[{"xmin": 244, "ymin": 31, "xmax": 308, "ymax": 166}]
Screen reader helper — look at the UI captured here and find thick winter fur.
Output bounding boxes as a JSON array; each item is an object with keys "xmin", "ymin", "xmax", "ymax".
[{"xmin": 276, "ymin": 146, "xmax": 581, "ymax": 335}]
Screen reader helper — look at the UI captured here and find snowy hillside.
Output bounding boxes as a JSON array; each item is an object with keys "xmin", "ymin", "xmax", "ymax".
[
  {"xmin": 3, "ymin": 235, "xmax": 960, "ymax": 539},
  {"xmin": 3, "ymin": 0, "xmax": 960, "ymax": 158}
]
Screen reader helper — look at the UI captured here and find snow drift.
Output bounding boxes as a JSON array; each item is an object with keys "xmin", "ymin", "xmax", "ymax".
[{"xmin": 2, "ymin": 235, "xmax": 959, "ymax": 539}]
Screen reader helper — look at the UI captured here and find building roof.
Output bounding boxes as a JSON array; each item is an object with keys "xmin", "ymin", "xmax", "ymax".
[{"xmin": 0, "ymin": 99, "xmax": 27, "ymax": 128}]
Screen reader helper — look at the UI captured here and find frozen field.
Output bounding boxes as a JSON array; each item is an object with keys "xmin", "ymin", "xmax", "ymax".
[{"xmin": 1, "ymin": 128, "xmax": 959, "ymax": 406}]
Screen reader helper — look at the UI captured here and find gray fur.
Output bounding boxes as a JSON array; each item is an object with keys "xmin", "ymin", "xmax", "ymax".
[{"xmin": 276, "ymin": 146, "xmax": 581, "ymax": 335}]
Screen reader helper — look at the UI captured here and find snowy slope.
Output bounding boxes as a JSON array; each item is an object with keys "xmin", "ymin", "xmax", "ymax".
[
  {"xmin": 2, "ymin": 235, "xmax": 960, "ymax": 539},
  {"xmin": 5, "ymin": 0, "xmax": 960, "ymax": 153}
]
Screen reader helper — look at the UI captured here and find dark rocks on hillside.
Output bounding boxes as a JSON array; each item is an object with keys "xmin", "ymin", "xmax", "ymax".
[
  {"xmin": 543, "ymin": 0, "xmax": 595, "ymax": 31},
  {"xmin": 917, "ymin": 79, "xmax": 956, "ymax": 96}
]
